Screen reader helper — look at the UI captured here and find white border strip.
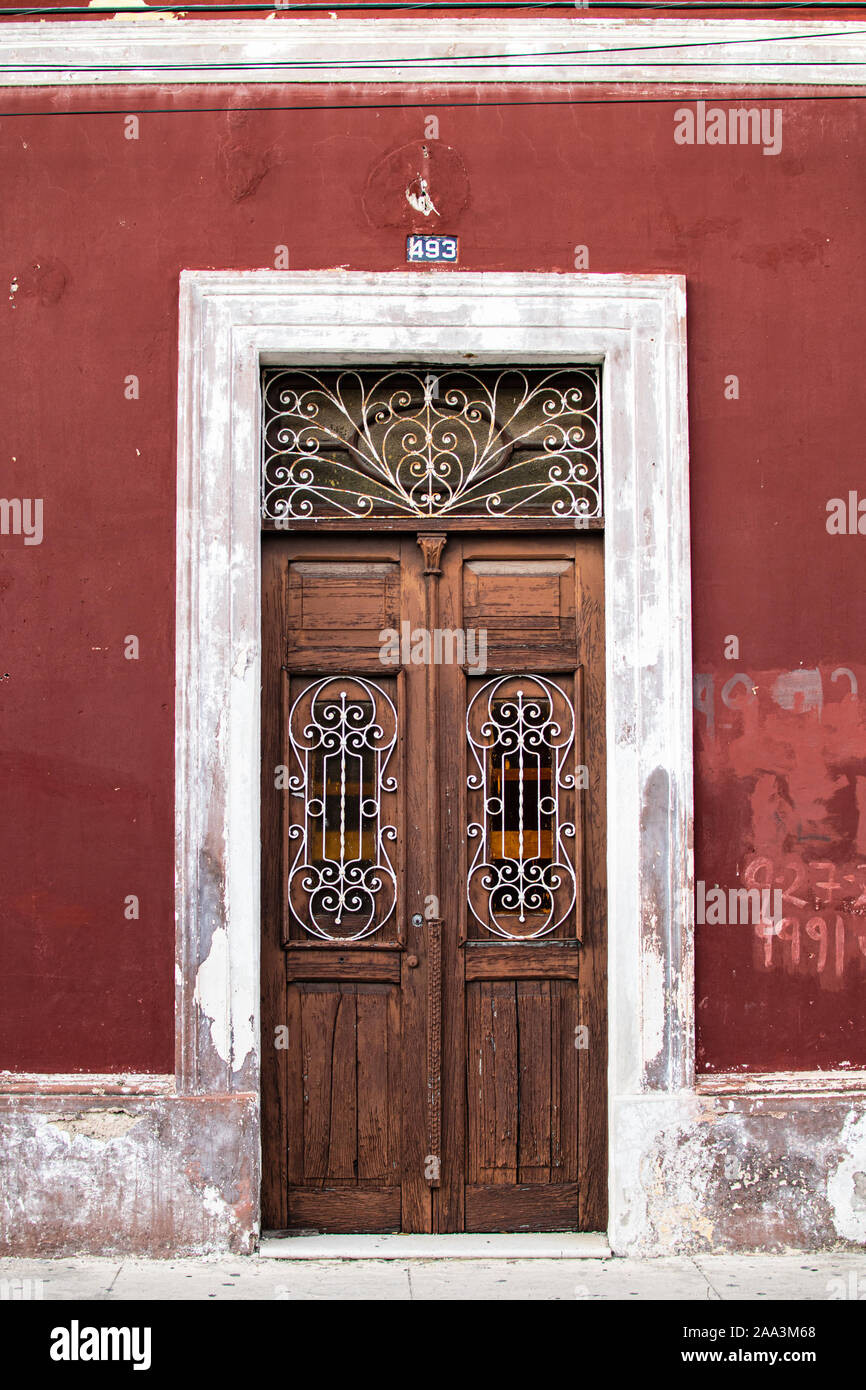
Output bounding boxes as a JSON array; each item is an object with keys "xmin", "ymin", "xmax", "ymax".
[
  {"xmin": 258, "ymin": 1232, "xmax": 611, "ymax": 1258},
  {"xmin": 175, "ymin": 269, "xmax": 693, "ymax": 1251},
  {"xmin": 696, "ymin": 1070, "xmax": 866, "ymax": 1095},
  {"xmin": 0, "ymin": 1072, "xmax": 175, "ymax": 1096},
  {"xmin": 2, "ymin": 18, "xmax": 866, "ymax": 88}
]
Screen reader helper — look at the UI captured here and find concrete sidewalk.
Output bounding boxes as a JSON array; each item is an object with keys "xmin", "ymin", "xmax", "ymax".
[{"xmin": 2, "ymin": 1252, "xmax": 865, "ymax": 1300}]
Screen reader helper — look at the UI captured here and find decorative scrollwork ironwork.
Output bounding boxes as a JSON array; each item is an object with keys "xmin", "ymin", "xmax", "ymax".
[
  {"xmin": 262, "ymin": 367, "xmax": 601, "ymax": 520},
  {"xmin": 466, "ymin": 674, "xmax": 577, "ymax": 940},
  {"xmin": 287, "ymin": 676, "xmax": 398, "ymax": 941}
]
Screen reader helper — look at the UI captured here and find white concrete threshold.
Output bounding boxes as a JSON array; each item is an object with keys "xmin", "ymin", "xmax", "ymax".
[{"xmin": 258, "ymin": 1233, "xmax": 610, "ymax": 1260}]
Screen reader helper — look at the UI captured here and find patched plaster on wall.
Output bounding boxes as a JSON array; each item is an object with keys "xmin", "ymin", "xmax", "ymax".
[{"xmin": 46, "ymin": 1109, "xmax": 141, "ymax": 1143}]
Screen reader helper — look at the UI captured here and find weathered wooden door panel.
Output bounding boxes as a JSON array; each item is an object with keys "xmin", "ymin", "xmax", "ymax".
[
  {"xmin": 464, "ymin": 976, "xmax": 580, "ymax": 1231},
  {"xmin": 287, "ymin": 561, "xmax": 401, "ymax": 659},
  {"xmin": 261, "ymin": 529, "xmax": 606, "ymax": 1234},
  {"xmin": 281, "ymin": 977, "xmax": 402, "ymax": 1232}
]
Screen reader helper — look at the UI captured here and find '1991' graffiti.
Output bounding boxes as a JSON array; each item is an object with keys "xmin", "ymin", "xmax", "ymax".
[{"xmin": 743, "ymin": 855, "xmax": 866, "ymax": 979}]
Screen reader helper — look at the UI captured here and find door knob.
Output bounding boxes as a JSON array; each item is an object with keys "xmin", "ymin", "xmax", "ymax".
[{"xmin": 406, "ymin": 954, "xmax": 419, "ymax": 968}]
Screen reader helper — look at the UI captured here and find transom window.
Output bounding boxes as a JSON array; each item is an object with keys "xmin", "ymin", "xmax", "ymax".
[{"xmin": 262, "ymin": 366, "xmax": 601, "ymax": 521}]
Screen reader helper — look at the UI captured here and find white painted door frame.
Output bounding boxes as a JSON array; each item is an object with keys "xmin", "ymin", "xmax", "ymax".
[{"xmin": 175, "ymin": 270, "xmax": 693, "ymax": 1249}]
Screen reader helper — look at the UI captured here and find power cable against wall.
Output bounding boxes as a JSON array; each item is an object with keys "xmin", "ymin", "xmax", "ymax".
[{"xmin": 4, "ymin": 57, "xmax": 866, "ymax": 70}]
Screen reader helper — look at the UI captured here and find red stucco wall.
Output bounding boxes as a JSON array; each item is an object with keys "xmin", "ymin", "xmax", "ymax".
[{"xmin": 1, "ymin": 41, "xmax": 865, "ymax": 1071}]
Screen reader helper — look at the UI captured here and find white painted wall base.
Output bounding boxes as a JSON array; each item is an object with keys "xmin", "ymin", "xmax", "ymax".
[{"xmin": 612, "ymin": 1091, "xmax": 866, "ymax": 1256}]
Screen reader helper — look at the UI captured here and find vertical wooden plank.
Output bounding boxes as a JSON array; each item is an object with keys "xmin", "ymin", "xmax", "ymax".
[
  {"xmin": 400, "ymin": 532, "xmax": 433, "ymax": 1232},
  {"xmin": 260, "ymin": 535, "xmax": 289, "ymax": 1228},
  {"xmin": 494, "ymin": 981, "xmax": 518, "ymax": 1185},
  {"xmin": 472, "ymin": 982, "xmax": 492, "ymax": 1181},
  {"xmin": 356, "ymin": 984, "xmax": 391, "ymax": 1183},
  {"xmin": 385, "ymin": 979, "xmax": 401, "ymax": 1193},
  {"xmin": 516, "ymin": 980, "xmax": 552, "ymax": 1183},
  {"xmin": 479, "ymin": 981, "xmax": 518, "ymax": 1183},
  {"xmin": 327, "ymin": 986, "xmax": 358, "ymax": 1181},
  {"xmin": 284, "ymin": 981, "xmax": 305, "ymax": 1187},
  {"xmin": 417, "ymin": 533, "xmax": 446, "ymax": 1212},
  {"xmin": 550, "ymin": 978, "xmax": 564, "ymax": 1179},
  {"xmin": 437, "ymin": 535, "xmax": 466, "ymax": 1232},
  {"xmin": 477, "ymin": 984, "xmax": 497, "ymax": 1178},
  {"xmin": 576, "ymin": 534, "xmax": 608, "ymax": 1229},
  {"xmin": 301, "ymin": 985, "xmax": 341, "ymax": 1184},
  {"xmin": 465, "ymin": 983, "xmax": 481, "ymax": 1187},
  {"xmin": 558, "ymin": 979, "xmax": 580, "ymax": 1184}
]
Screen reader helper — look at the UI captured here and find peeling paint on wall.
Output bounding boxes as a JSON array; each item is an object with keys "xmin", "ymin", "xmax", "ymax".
[
  {"xmin": 0, "ymin": 1094, "xmax": 257, "ymax": 1257},
  {"xmin": 193, "ymin": 926, "xmax": 256, "ymax": 1076}
]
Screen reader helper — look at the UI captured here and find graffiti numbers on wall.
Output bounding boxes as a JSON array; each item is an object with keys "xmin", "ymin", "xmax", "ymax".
[{"xmin": 743, "ymin": 855, "xmax": 866, "ymax": 978}]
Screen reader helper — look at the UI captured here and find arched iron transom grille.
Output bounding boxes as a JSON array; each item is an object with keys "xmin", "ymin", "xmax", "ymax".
[{"xmin": 262, "ymin": 366, "xmax": 601, "ymax": 521}]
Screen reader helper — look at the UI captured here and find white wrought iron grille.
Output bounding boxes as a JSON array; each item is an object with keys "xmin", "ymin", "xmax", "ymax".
[
  {"xmin": 466, "ymin": 674, "xmax": 577, "ymax": 940},
  {"xmin": 287, "ymin": 676, "xmax": 398, "ymax": 941},
  {"xmin": 262, "ymin": 366, "xmax": 601, "ymax": 520}
]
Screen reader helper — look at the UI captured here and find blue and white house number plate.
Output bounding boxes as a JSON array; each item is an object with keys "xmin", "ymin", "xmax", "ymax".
[{"xmin": 406, "ymin": 235, "xmax": 458, "ymax": 263}]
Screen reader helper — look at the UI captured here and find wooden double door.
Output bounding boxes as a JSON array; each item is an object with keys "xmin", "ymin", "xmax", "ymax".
[{"xmin": 261, "ymin": 528, "xmax": 606, "ymax": 1233}]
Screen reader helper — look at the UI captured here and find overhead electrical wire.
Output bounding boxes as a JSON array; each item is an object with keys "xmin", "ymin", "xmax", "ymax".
[{"xmin": 4, "ymin": 57, "xmax": 866, "ymax": 69}]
